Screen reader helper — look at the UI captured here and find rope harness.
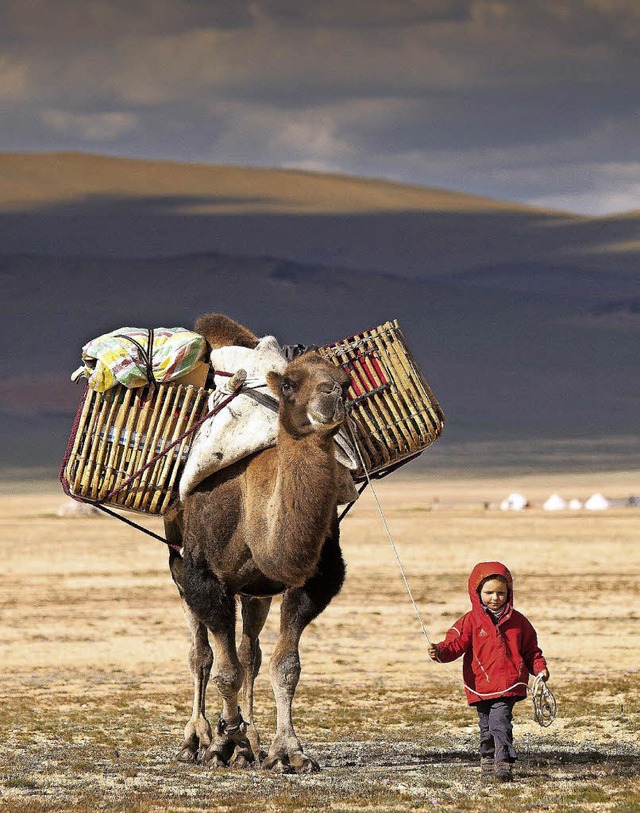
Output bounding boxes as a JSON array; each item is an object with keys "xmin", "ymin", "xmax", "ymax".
[{"xmin": 345, "ymin": 417, "xmax": 557, "ymax": 728}]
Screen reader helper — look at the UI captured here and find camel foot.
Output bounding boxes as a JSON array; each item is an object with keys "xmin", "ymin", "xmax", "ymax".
[
  {"xmin": 262, "ymin": 751, "xmax": 319, "ymax": 774},
  {"xmin": 201, "ymin": 714, "xmax": 254, "ymax": 769},
  {"xmin": 202, "ymin": 750, "xmax": 228, "ymax": 769},
  {"xmin": 201, "ymin": 744, "xmax": 254, "ymax": 769},
  {"xmin": 290, "ymin": 752, "xmax": 320, "ymax": 774},
  {"xmin": 175, "ymin": 745, "xmax": 197, "ymax": 764},
  {"xmin": 261, "ymin": 756, "xmax": 295, "ymax": 774},
  {"xmin": 230, "ymin": 749, "xmax": 254, "ymax": 769},
  {"xmin": 176, "ymin": 722, "xmax": 212, "ymax": 765}
]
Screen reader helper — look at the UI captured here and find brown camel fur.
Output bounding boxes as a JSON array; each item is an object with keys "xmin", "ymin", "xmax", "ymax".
[{"xmin": 166, "ymin": 314, "xmax": 351, "ymax": 773}]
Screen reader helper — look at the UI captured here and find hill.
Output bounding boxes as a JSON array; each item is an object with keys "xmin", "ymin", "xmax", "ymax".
[
  {"xmin": 0, "ymin": 153, "xmax": 638, "ymax": 474},
  {"xmin": 3, "ymin": 152, "xmax": 638, "ymax": 279}
]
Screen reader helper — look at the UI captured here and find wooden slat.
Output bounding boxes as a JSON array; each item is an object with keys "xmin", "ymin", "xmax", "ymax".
[
  {"xmin": 66, "ymin": 387, "xmax": 96, "ymax": 494},
  {"xmin": 161, "ymin": 387, "xmax": 207, "ymax": 513},
  {"xmin": 373, "ymin": 322, "xmax": 433, "ymax": 444},
  {"xmin": 80, "ymin": 389, "xmax": 120, "ymax": 495},
  {"xmin": 99, "ymin": 387, "xmax": 134, "ymax": 499},
  {"xmin": 121, "ymin": 387, "xmax": 156, "ymax": 509},
  {"xmin": 151, "ymin": 385, "xmax": 197, "ymax": 513},
  {"xmin": 363, "ymin": 323, "xmax": 420, "ymax": 450},
  {"xmin": 136, "ymin": 385, "xmax": 180, "ymax": 511}
]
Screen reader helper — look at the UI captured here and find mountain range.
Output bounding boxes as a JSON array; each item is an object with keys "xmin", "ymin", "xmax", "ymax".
[{"xmin": 1, "ymin": 152, "xmax": 638, "ymax": 475}]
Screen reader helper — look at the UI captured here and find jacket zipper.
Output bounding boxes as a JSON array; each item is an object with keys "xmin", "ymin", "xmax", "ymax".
[{"xmin": 475, "ymin": 654, "xmax": 490, "ymax": 682}]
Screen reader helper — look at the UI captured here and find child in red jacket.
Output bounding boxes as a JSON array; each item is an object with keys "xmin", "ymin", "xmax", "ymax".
[{"xmin": 428, "ymin": 561, "xmax": 549, "ymax": 781}]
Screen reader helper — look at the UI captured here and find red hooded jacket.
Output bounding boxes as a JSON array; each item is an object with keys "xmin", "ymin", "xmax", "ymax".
[{"xmin": 435, "ymin": 562, "xmax": 547, "ymax": 705}]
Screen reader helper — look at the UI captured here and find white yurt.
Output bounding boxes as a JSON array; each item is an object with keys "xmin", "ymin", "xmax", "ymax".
[
  {"xmin": 585, "ymin": 492, "xmax": 609, "ymax": 510},
  {"xmin": 543, "ymin": 493, "xmax": 567, "ymax": 511},
  {"xmin": 500, "ymin": 492, "xmax": 528, "ymax": 511},
  {"xmin": 568, "ymin": 498, "xmax": 583, "ymax": 510}
]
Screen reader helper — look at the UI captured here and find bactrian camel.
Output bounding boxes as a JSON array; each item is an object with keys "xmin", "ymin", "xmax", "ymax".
[{"xmin": 165, "ymin": 313, "xmax": 351, "ymax": 773}]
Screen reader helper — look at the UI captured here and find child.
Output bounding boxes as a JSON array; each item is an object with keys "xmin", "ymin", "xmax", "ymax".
[{"xmin": 427, "ymin": 561, "xmax": 549, "ymax": 781}]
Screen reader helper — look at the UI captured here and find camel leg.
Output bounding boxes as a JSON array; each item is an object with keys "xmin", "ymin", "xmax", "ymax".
[
  {"xmin": 263, "ymin": 525, "xmax": 345, "ymax": 774},
  {"xmin": 239, "ymin": 595, "xmax": 272, "ymax": 760},
  {"xmin": 167, "ymin": 549, "xmax": 214, "ymax": 763},
  {"xmin": 176, "ymin": 600, "xmax": 214, "ymax": 763},
  {"xmin": 182, "ymin": 552, "xmax": 254, "ymax": 769}
]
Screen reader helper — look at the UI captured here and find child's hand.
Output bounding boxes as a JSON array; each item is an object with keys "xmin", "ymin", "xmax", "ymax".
[
  {"xmin": 537, "ymin": 668, "xmax": 550, "ymax": 682},
  {"xmin": 428, "ymin": 644, "xmax": 440, "ymax": 661}
]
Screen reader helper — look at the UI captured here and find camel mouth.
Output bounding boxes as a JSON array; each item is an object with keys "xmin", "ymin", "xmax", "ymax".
[
  {"xmin": 332, "ymin": 400, "xmax": 346, "ymax": 423},
  {"xmin": 308, "ymin": 397, "xmax": 346, "ymax": 427}
]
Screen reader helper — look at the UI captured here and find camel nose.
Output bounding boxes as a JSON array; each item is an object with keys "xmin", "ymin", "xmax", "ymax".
[{"xmin": 319, "ymin": 380, "xmax": 343, "ymax": 398}]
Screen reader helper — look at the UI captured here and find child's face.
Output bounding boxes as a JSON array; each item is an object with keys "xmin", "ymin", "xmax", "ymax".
[{"xmin": 480, "ymin": 578, "xmax": 508, "ymax": 610}]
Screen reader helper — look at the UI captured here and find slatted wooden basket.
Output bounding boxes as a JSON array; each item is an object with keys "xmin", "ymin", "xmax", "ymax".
[
  {"xmin": 60, "ymin": 382, "xmax": 212, "ymax": 515},
  {"xmin": 319, "ymin": 320, "xmax": 445, "ymax": 480}
]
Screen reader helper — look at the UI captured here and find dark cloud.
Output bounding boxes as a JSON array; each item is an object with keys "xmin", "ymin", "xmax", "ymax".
[
  {"xmin": 254, "ymin": 0, "xmax": 472, "ymax": 27},
  {"xmin": 1, "ymin": 0, "xmax": 639, "ymax": 213},
  {"xmin": 0, "ymin": 0, "xmax": 252, "ymax": 44}
]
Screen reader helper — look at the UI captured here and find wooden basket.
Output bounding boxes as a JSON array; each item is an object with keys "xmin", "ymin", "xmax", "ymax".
[
  {"xmin": 318, "ymin": 320, "xmax": 445, "ymax": 480},
  {"xmin": 60, "ymin": 382, "xmax": 212, "ymax": 515}
]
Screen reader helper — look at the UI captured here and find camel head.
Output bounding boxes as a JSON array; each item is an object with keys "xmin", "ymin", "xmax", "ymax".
[{"xmin": 267, "ymin": 352, "xmax": 351, "ymax": 438}]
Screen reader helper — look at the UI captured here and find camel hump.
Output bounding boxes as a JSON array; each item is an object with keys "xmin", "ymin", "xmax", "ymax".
[{"xmin": 194, "ymin": 313, "xmax": 259, "ymax": 350}]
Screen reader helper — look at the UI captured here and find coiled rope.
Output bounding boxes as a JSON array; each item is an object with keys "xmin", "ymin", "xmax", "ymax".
[{"xmin": 346, "ymin": 418, "xmax": 556, "ymax": 727}]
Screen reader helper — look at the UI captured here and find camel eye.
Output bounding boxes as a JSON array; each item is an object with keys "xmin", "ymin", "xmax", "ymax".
[{"xmin": 281, "ymin": 378, "xmax": 293, "ymax": 396}]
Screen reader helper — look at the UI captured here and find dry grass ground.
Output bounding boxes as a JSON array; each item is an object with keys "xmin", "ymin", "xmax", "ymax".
[{"xmin": 1, "ymin": 471, "xmax": 639, "ymax": 812}]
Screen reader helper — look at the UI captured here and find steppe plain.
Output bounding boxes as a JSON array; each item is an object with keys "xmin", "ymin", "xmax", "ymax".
[{"xmin": 1, "ymin": 469, "xmax": 638, "ymax": 813}]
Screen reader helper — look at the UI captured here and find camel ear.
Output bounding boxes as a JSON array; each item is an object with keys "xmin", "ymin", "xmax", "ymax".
[{"xmin": 266, "ymin": 371, "xmax": 283, "ymax": 396}]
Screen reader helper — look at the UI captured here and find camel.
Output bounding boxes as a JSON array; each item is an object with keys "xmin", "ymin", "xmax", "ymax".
[{"xmin": 165, "ymin": 313, "xmax": 352, "ymax": 773}]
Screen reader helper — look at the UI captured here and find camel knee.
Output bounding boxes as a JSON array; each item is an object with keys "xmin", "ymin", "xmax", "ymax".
[
  {"xmin": 270, "ymin": 652, "xmax": 301, "ymax": 691},
  {"xmin": 212, "ymin": 663, "xmax": 244, "ymax": 699}
]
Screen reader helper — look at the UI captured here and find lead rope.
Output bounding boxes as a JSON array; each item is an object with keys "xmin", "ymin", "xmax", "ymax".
[{"xmin": 345, "ymin": 417, "xmax": 556, "ymax": 727}]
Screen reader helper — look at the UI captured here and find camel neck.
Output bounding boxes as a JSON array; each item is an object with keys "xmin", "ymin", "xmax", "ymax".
[
  {"xmin": 276, "ymin": 429, "xmax": 337, "ymax": 516},
  {"xmin": 267, "ymin": 429, "xmax": 338, "ymax": 586}
]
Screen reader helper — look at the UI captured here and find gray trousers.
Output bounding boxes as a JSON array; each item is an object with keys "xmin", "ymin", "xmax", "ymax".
[{"xmin": 475, "ymin": 698, "xmax": 518, "ymax": 762}]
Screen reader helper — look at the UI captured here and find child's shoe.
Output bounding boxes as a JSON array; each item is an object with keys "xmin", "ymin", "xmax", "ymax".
[
  {"xmin": 480, "ymin": 757, "xmax": 494, "ymax": 778},
  {"xmin": 495, "ymin": 761, "xmax": 513, "ymax": 782}
]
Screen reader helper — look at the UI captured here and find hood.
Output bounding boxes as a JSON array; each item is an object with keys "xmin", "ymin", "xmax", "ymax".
[{"xmin": 468, "ymin": 561, "xmax": 514, "ymax": 617}]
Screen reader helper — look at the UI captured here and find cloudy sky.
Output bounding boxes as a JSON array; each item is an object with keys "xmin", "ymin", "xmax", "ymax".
[{"xmin": 2, "ymin": 0, "xmax": 639, "ymax": 214}]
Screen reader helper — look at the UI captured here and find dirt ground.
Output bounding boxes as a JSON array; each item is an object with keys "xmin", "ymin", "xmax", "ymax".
[{"xmin": 1, "ymin": 470, "xmax": 639, "ymax": 812}]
